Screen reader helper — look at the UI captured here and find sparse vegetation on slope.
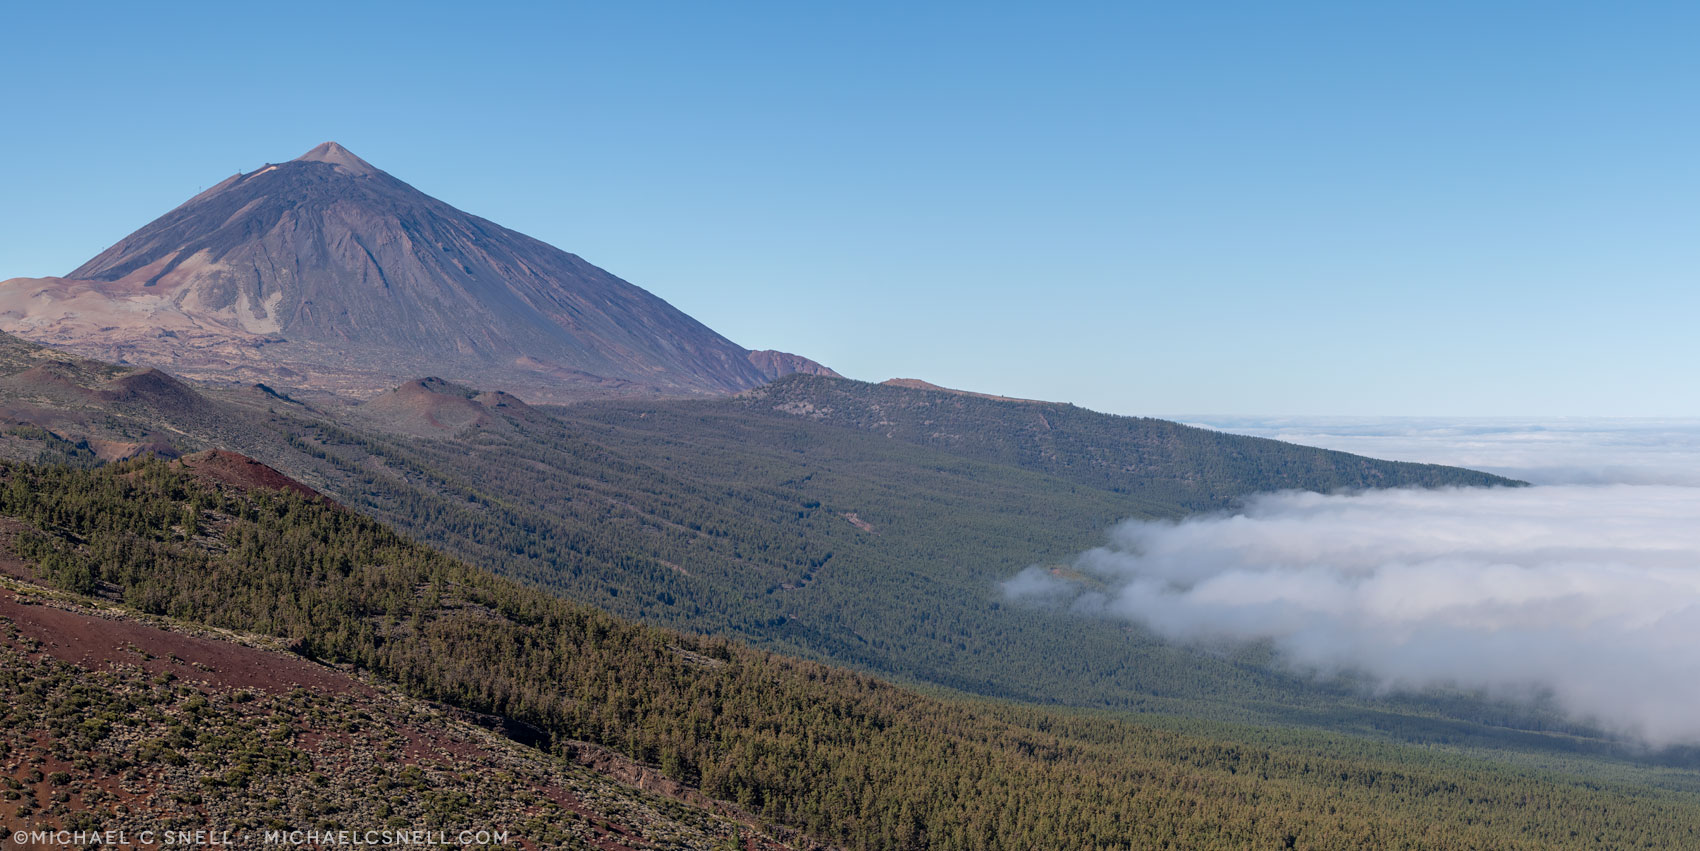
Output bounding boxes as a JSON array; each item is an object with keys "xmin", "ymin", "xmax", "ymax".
[
  {"xmin": 0, "ymin": 586, "xmax": 800, "ymax": 848},
  {"xmin": 3, "ymin": 459, "xmax": 1698, "ymax": 850}
]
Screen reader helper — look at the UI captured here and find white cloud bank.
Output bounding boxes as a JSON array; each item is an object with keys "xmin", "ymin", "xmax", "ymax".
[
  {"xmin": 1180, "ymin": 416, "xmax": 1700, "ymax": 486},
  {"xmin": 1007, "ymin": 481, "xmax": 1700, "ymax": 746}
]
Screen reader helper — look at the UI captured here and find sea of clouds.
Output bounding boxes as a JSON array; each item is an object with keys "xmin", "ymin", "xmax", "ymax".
[
  {"xmin": 1185, "ymin": 416, "xmax": 1700, "ymax": 486},
  {"xmin": 1003, "ymin": 417, "xmax": 1700, "ymax": 746}
]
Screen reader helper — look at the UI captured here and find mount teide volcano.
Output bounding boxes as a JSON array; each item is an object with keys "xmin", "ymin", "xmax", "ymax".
[{"xmin": 0, "ymin": 142, "xmax": 833, "ymax": 400}]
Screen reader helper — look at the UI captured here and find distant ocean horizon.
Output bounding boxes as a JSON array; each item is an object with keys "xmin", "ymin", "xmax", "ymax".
[{"xmin": 1174, "ymin": 415, "xmax": 1700, "ymax": 485}]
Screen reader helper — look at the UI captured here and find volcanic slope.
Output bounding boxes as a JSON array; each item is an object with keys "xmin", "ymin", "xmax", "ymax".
[
  {"xmin": 0, "ymin": 330, "xmax": 1557, "ymax": 743},
  {"xmin": 5, "ymin": 457, "xmax": 1700, "ymax": 850},
  {"xmin": 0, "ymin": 142, "xmax": 827, "ymax": 401},
  {"xmin": 0, "ymin": 461, "xmax": 819, "ymax": 849},
  {"xmin": 734, "ymin": 374, "xmax": 1518, "ymax": 510}
]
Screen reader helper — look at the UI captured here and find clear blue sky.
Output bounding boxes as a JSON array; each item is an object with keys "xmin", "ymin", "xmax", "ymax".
[{"xmin": 4, "ymin": 1, "xmax": 1697, "ymax": 416}]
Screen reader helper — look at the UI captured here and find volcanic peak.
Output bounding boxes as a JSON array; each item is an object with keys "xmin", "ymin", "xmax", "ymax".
[
  {"xmin": 0, "ymin": 142, "xmax": 835, "ymax": 401},
  {"xmin": 291, "ymin": 141, "xmax": 379, "ymax": 175}
]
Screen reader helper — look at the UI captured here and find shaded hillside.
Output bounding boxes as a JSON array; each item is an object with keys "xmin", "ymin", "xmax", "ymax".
[
  {"xmin": 0, "ymin": 143, "xmax": 830, "ymax": 401},
  {"xmin": 0, "ymin": 333, "xmax": 299, "ymax": 469},
  {"xmin": 543, "ymin": 397, "xmax": 1552, "ymax": 729},
  {"xmin": 5, "ymin": 459, "xmax": 1700, "ymax": 850},
  {"xmin": 0, "ymin": 332, "xmax": 1575, "ymax": 739},
  {"xmin": 0, "ymin": 334, "xmax": 232, "ymax": 465},
  {"xmin": 738, "ymin": 374, "xmax": 1521, "ymax": 509}
]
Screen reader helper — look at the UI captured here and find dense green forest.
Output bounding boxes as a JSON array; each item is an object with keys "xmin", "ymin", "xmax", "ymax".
[
  {"xmin": 4, "ymin": 459, "xmax": 1699, "ymax": 849},
  {"xmin": 261, "ymin": 379, "xmax": 1534, "ymax": 726},
  {"xmin": 728, "ymin": 375, "xmax": 1517, "ymax": 510},
  {"xmin": 0, "ymin": 333, "xmax": 1578, "ymax": 747}
]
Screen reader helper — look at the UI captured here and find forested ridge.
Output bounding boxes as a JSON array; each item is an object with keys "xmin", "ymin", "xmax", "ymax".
[
  {"xmin": 732, "ymin": 374, "xmax": 1518, "ymax": 509},
  {"xmin": 0, "ymin": 332, "xmax": 1603, "ymax": 749},
  {"xmin": 4, "ymin": 459, "xmax": 1699, "ymax": 849}
]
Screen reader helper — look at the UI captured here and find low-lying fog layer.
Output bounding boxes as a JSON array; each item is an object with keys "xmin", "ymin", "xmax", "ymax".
[
  {"xmin": 1181, "ymin": 416, "xmax": 1700, "ymax": 486},
  {"xmin": 1006, "ymin": 419, "xmax": 1700, "ymax": 746}
]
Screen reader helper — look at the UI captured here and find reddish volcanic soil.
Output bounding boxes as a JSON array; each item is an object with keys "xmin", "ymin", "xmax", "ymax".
[
  {"xmin": 0, "ymin": 586, "xmax": 805, "ymax": 849},
  {"xmin": 176, "ymin": 449, "xmax": 322, "ymax": 499},
  {"xmin": 0, "ymin": 587, "xmax": 359, "ymax": 694}
]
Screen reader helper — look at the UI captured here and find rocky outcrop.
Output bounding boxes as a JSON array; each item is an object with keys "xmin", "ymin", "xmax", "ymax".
[{"xmin": 747, "ymin": 349, "xmax": 842, "ymax": 381}]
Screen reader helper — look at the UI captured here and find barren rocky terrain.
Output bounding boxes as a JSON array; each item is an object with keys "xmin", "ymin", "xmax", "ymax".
[{"xmin": 0, "ymin": 143, "xmax": 829, "ymax": 402}]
